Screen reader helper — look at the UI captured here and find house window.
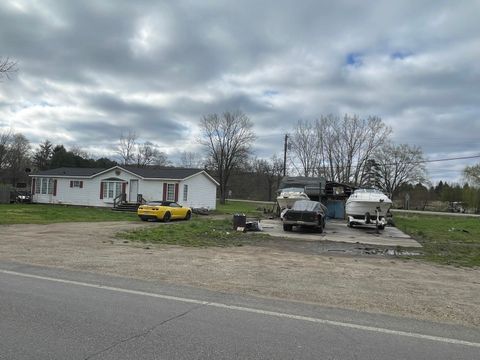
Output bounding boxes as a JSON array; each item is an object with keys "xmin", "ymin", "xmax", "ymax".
[
  {"xmin": 41, "ymin": 178, "xmax": 47, "ymax": 194},
  {"xmin": 166, "ymin": 183, "xmax": 175, "ymax": 201},
  {"xmin": 72, "ymin": 180, "xmax": 82, "ymax": 188},
  {"xmin": 48, "ymin": 179, "xmax": 54, "ymax": 194},
  {"xmin": 102, "ymin": 181, "xmax": 121, "ymax": 199},
  {"xmin": 37, "ymin": 178, "xmax": 54, "ymax": 195},
  {"xmin": 183, "ymin": 185, "xmax": 188, "ymax": 201}
]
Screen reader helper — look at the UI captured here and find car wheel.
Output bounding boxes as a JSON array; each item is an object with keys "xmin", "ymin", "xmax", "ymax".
[
  {"xmin": 184, "ymin": 211, "xmax": 191, "ymax": 220},
  {"xmin": 283, "ymin": 224, "xmax": 293, "ymax": 232},
  {"xmin": 163, "ymin": 212, "xmax": 171, "ymax": 222},
  {"xmin": 317, "ymin": 221, "xmax": 324, "ymax": 233},
  {"xmin": 140, "ymin": 216, "xmax": 148, "ymax": 222}
]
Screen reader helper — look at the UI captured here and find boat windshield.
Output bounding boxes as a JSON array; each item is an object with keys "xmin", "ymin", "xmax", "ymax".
[
  {"xmin": 354, "ymin": 189, "xmax": 383, "ymax": 194},
  {"xmin": 280, "ymin": 187, "xmax": 305, "ymax": 193}
]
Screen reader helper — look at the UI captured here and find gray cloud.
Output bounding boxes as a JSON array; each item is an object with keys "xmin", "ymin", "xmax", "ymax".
[{"xmin": 1, "ymin": 0, "xmax": 479, "ymax": 182}]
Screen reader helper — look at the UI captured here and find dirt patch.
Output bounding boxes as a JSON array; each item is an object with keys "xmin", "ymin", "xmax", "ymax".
[{"xmin": 1, "ymin": 221, "xmax": 479, "ymax": 327}]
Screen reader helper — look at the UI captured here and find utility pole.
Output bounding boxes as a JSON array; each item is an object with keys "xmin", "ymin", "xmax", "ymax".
[{"xmin": 283, "ymin": 134, "xmax": 288, "ymax": 177}]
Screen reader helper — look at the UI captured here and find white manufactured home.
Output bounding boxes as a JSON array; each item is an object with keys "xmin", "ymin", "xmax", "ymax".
[{"xmin": 30, "ymin": 166, "xmax": 218, "ymax": 209}]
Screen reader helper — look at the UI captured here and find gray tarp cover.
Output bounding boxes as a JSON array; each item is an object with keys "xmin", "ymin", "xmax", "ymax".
[{"xmin": 292, "ymin": 200, "xmax": 326, "ymax": 213}]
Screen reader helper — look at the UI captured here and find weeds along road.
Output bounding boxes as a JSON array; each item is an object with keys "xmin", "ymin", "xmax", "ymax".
[{"xmin": 1, "ymin": 263, "xmax": 479, "ymax": 360}]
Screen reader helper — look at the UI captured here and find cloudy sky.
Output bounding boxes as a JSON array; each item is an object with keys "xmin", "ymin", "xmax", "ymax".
[{"xmin": 0, "ymin": 0, "xmax": 479, "ymax": 182}]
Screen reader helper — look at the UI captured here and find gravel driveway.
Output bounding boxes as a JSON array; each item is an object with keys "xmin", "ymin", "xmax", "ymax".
[{"xmin": 1, "ymin": 221, "xmax": 479, "ymax": 327}]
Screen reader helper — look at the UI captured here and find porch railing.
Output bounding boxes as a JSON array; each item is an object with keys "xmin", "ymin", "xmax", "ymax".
[
  {"xmin": 113, "ymin": 192, "xmax": 127, "ymax": 208},
  {"xmin": 137, "ymin": 194, "xmax": 146, "ymax": 204}
]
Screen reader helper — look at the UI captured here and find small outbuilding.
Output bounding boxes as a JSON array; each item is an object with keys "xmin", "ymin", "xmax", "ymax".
[{"xmin": 30, "ymin": 165, "xmax": 218, "ymax": 209}]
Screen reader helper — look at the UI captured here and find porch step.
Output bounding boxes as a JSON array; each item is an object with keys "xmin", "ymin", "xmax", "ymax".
[{"xmin": 112, "ymin": 202, "xmax": 141, "ymax": 212}]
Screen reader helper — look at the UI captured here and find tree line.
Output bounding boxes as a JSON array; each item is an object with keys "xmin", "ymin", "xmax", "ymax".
[
  {"xmin": 395, "ymin": 181, "xmax": 480, "ymax": 213},
  {"xmin": 1, "ymin": 110, "xmax": 479, "ymax": 213}
]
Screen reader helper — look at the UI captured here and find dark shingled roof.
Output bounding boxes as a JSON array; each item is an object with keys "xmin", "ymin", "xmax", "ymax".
[
  {"xmin": 33, "ymin": 167, "xmax": 106, "ymax": 177},
  {"xmin": 123, "ymin": 166, "xmax": 202, "ymax": 179},
  {"xmin": 32, "ymin": 166, "xmax": 205, "ymax": 180}
]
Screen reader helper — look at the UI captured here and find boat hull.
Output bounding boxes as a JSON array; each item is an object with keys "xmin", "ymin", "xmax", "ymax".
[
  {"xmin": 277, "ymin": 195, "xmax": 309, "ymax": 209},
  {"xmin": 345, "ymin": 200, "xmax": 391, "ymax": 219},
  {"xmin": 345, "ymin": 189, "xmax": 392, "ymax": 219}
]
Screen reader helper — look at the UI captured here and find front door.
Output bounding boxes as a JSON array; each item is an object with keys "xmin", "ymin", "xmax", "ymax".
[{"xmin": 129, "ymin": 180, "xmax": 138, "ymax": 203}]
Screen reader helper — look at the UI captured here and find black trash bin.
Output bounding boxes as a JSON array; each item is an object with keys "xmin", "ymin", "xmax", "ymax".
[{"xmin": 232, "ymin": 214, "xmax": 247, "ymax": 229}]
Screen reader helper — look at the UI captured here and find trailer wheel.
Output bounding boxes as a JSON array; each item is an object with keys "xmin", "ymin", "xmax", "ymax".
[{"xmin": 365, "ymin": 212, "xmax": 371, "ymax": 224}]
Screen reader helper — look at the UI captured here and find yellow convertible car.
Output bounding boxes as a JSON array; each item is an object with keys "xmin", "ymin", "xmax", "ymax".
[{"xmin": 137, "ymin": 201, "xmax": 192, "ymax": 222}]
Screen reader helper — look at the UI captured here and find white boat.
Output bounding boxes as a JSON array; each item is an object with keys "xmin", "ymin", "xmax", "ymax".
[
  {"xmin": 345, "ymin": 189, "xmax": 392, "ymax": 228},
  {"xmin": 276, "ymin": 187, "xmax": 310, "ymax": 210}
]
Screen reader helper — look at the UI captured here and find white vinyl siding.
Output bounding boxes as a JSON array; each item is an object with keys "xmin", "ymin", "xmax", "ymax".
[
  {"xmin": 181, "ymin": 173, "xmax": 217, "ymax": 209},
  {"xmin": 31, "ymin": 168, "xmax": 217, "ymax": 209}
]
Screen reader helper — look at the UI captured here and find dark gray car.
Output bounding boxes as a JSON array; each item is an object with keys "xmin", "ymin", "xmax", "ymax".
[{"xmin": 282, "ymin": 200, "xmax": 327, "ymax": 232}]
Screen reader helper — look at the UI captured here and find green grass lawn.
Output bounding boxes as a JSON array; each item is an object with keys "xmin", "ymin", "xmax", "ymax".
[
  {"xmin": 0, "ymin": 204, "xmax": 138, "ymax": 224},
  {"xmin": 215, "ymin": 200, "xmax": 274, "ymax": 217},
  {"xmin": 395, "ymin": 214, "xmax": 480, "ymax": 267},
  {"xmin": 118, "ymin": 217, "xmax": 261, "ymax": 247}
]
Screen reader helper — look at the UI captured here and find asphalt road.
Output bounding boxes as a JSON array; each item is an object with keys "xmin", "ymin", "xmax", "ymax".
[{"xmin": 0, "ymin": 262, "xmax": 479, "ymax": 360}]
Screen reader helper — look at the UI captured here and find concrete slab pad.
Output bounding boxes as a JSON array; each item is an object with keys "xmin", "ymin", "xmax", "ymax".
[{"xmin": 259, "ymin": 219, "xmax": 422, "ymax": 248}]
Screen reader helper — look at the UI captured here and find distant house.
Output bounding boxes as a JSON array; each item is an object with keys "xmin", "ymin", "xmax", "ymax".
[{"xmin": 30, "ymin": 166, "xmax": 218, "ymax": 209}]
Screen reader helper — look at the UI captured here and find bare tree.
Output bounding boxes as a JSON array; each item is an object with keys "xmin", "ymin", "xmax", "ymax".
[
  {"xmin": 199, "ymin": 110, "xmax": 256, "ymax": 204},
  {"xmin": 136, "ymin": 142, "xmax": 169, "ymax": 167},
  {"xmin": 464, "ymin": 164, "xmax": 480, "ymax": 186},
  {"xmin": 374, "ymin": 143, "xmax": 427, "ymax": 199},
  {"xmin": 0, "ymin": 57, "xmax": 17, "ymax": 81},
  {"xmin": 5, "ymin": 133, "xmax": 31, "ymax": 186},
  {"xmin": 0, "ymin": 130, "xmax": 12, "ymax": 170},
  {"xmin": 179, "ymin": 151, "xmax": 204, "ymax": 168},
  {"xmin": 70, "ymin": 145, "xmax": 90, "ymax": 159},
  {"xmin": 289, "ymin": 120, "xmax": 320, "ymax": 177},
  {"xmin": 116, "ymin": 131, "xmax": 137, "ymax": 165},
  {"xmin": 322, "ymin": 115, "xmax": 391, "ymax": 185},
  {"xmin": 252, "ymin": 157, "xmax": 283, "ymax": 202},
  {"xmin": 289, "ymin": 115, "xmax": 391, "ymax": 185},
  {"xmin": 463, "ymin": 165, "xmax": 480, "ymax": 213}
]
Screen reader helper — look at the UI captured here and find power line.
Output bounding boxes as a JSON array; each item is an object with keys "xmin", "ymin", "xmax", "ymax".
[
  {"xmin": 420, "ymin": 154, "xmax": 480, "ymax": 164},
  {"xmin": 309, "ymin": 154, "xmax": 480, "ymax": 170}
]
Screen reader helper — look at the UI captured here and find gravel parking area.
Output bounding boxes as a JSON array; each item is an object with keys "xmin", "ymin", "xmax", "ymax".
[{"xmin": 0, "ymin": 221, "xmax": 478, "ymax": 327}]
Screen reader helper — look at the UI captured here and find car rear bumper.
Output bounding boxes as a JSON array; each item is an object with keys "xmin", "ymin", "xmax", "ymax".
[
  {"xmin": 138, "ymin": 214, "xmax": 159, "ymax": 220},
  {"xmin": 283, "ymin": 220, "xmax": 320, "ymax": 227}
]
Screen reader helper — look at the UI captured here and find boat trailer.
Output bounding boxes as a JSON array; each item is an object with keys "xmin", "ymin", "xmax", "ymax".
[{"xmin": 347, "ymin": 206, "xmax": 386, "ymax": 232}]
